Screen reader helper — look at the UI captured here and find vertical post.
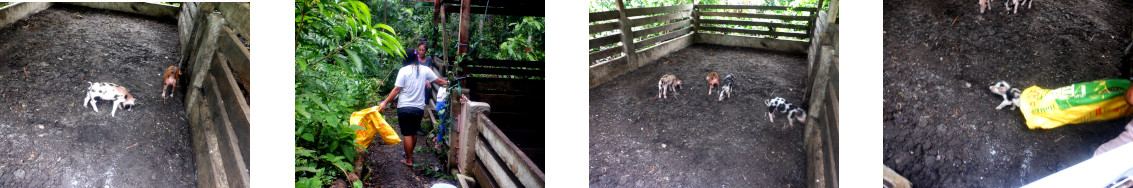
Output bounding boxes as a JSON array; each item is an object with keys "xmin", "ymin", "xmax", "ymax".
[
  {"xmin": 441, "ymin": 6, "xmax": 449, "ymax": 65},
  {"xmin": 826, "ymin": 0, "xmax": 837, "ymax": 24},
  {"xmin": 432, "ymin": 0, "xmax": 442, "ymax": 26},
  {"xmin": 614, "ymin": 0, "xmax": 636, "ymax": 66},
  {"xmin": 691, "ymin": 0, "xmax": 700, "ymax": 35},
  {"xmin": 458, "ymin": 0, "xmax": 471, "ymax": 54}
]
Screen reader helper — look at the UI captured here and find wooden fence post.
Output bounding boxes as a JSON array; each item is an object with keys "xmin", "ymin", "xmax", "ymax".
[
  {"xmin": 614, "ymin": 0, "xmax": 636, "ymax": 65},
  {"xmin": 458, "ymin": 0, "xmax": 471, "ymax": 54},
  {"xmin": 457, "ymin": 101, "xmax": 491, "ymax": 173},
  {"xmin": 691, "ymin": 0, "xmax": 700, "ymax": 35}
]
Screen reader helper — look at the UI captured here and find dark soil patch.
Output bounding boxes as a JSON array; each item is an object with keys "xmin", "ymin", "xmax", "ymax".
[
  {"xmin": 362, "ymin": 111, "xmax": 455, "ymax": 187},
  {"xmin": 0, "ymin": 5, "xmax": 193, "ymax": 187},
  {"xmin": 589, "ymin": 44, "xmax": 809, "ymax": 187},
  {"xmin": 884, "ymin": 0, "xmax": 1133, "ymax": 187}
]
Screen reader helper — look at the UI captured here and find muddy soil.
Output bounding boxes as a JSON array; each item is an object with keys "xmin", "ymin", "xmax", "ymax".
[
  {"xmin": 589, "ymin": 44, "xmax": 810, "ymax": 187},
  {"xmin": 0, "ymin": 5, "xmax": 194, "ymax": 187},
  {"xmin": 362, "ymin": 112, "xmax": 456, "ymax": 187},
  {"xmin": 884, "ymin": 0, "xmax": 1133, "ymax": 187}
]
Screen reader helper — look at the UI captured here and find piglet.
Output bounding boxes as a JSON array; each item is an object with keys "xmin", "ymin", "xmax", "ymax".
[
  {"xmin": 162, "ymin": 66, "xmax": 181, "ymax": 99},
  {"xmin": 718, "ymin": 74, "xmax": 734, "ymax": 101},
  {"xmin": 765, "ymin": 97, "xmax": 807, "ymax": 129},
  {"xmin": 989, "ymin": 81, "xmax": 1022, "ymax": 110},
  {"xmin": 84, "ymin": 82, "xmax": 136, "ymax": 117}
]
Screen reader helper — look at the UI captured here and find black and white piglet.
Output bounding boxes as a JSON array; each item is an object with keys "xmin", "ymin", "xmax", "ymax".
[
  {"xmin": 718, "ymin": 74, "xmax": 734, "ymax": 101},
  {"xmin": 83, "ymin": 82, "xmax": 137, "ymax": 117},
  {"xmin": 765, "ymin": 97, "xmax": 806, "ymax": 129},
  {"xmin": 989, "ymin": 81, "xmax": 1021, "ymax": 110}
]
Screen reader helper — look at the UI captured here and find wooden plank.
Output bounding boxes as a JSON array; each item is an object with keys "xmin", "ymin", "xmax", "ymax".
[
  {"xmin": 628, "ymin": 11, "xmax": 690, "ymax": 27},
  {"xmin": 472, "ymin": 158, "xmax": 499, "ymax": 188},
  {"xmin": 458, "ymin": 0, "xmax": 470, "ymax": 54},
  {"xmin": 479, "ymin": 115, "xmax": 545, "ymax": 187},
  {"xmin": 589, "ymin": 46, "xmax": 624, "ymax": 62},
  {"xmin": 698, "ymin": 19, "xmax": 808, "ymax": 30},
  {"xmin": 614, "ymin": 0, "xmax": 636, "ymax": 66},
  {"xmin": 699, "ymin": 26, "xmax": 809, "ymax": 39},
  {"xmin": 210, "ymin": 53, "xmax": 251, "ymax": 162},
  {"xmin": 464, "ymin": 59, "xmax": 545, "ymax": 69},
  {"xmin": 634, "ymin": 27, "xmax": 691, "ymax": 49},
  {"xmin": 466, "ymin": 78, "xmax": 545, "ymax": 94},
  {"xmin": 696, "ymin": 33, "xmax": 808, "ymax": 53},
  {"xmin": 624, "ymin": 4, "xmax": 693, "ymax": 17},
  {"xmin": 441, "ymin": 5, "xmax": 544, "ymax": 17},
  {"xmin": 589, "ymin": 10, "xmax": 620, "ymax": 22},
  {"xmin": 694, "ymin": 5, "xmax": 817, "ymax": 12},
  {"xmin": 205, "ymin": 75, "xmax": 249, "ymax": 188},
  {"xmin": 632, "ymin": 33, "xmax": 692, "ymax": 69},
  {"xmin": 463, "ymin": 67, "xmax": 543, "ymax": 77},
  {"xmin": 632, "ymin": 19, "xmax": 690, "ymax": 38},
  {"xmin": 589, "ymin": 33, "xmax": 622, "ymax": 49},
  {"xmin": 215, "ymin": 2, "xmax": 249, "ymax": 42},
  {"xmin": 589, "ymin": 21, "xmax": 620, "ymax": 34},
  {"xmin": 188, "ymin": 98, "xmax": 218, "ymax": 187},
  {"xmin": 217, "ymin": 26, "xmax": 250, "ymax": 93},
  {"xmin": 470, "ymin": 93, "xmax": 545, "ymax": 114},
  {"xmin": 698, "ymin": 11, "xmax": 811, "ymax": 21},
  {"xmin": 475, "ymin": 137, "xmax": 518, "ymax": 188}
]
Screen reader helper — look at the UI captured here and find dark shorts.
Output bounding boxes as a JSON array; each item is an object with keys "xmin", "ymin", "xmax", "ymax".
[{"xmin": 397, "ymin": 107, "xmax": 424, "ymax": 136}]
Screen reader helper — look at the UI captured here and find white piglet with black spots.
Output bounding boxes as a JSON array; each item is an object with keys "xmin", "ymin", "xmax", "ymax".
[
  {"xmin": 989, "ymin": 81, "xmax": 1021, "ymax": 110},
  {"xmin": 765, "ymin": 97, "xmax": 806, "ymax": 129},
  {"xmin": 83, "ymin": 82, "xmax": 137, "ymax": 117}
]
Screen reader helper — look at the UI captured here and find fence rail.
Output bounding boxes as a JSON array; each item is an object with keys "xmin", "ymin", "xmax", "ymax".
[
  {"xmin": 455, "ymin": 98, "xmax": 545, "ymax": 188},
  {"xmin": 588, "ymin": 4, "xmax": 819, "ymax": 65}
]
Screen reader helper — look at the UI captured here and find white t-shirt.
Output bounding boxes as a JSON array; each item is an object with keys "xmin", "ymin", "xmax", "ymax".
[{"xmin": 394, "ymin": 64, "xmax": 438, "ymax": 109}]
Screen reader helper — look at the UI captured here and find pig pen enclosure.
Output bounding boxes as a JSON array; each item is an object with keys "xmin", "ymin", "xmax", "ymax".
[
  {"xmin": 588, "ymin": 1, "xmax": 839, "ymax": 187},
  {"xmin": 0, "ymin": 2, "xmax": 249, "ymax": 187},
  {"xmin": 883, "ymin": 0, "xmax": 1133, "ymax": 187}
]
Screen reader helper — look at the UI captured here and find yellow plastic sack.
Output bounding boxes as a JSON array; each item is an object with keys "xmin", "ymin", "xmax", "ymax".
[
  {"xmin": 350, "ymin": 106, "xmax": 401, "ymax": 149},
  {"xmin": 1019, "ymin": 79, "xmax": 1133, "ymax": 129}
]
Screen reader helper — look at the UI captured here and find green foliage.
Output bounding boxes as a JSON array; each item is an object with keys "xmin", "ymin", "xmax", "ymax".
[
  {"xmin": 298, "ymin": 0, "xmax": 544, "ymax": 184},
  {"xmin": 494, "ymin": 17, "xmax": 545, "ymax": 61}
]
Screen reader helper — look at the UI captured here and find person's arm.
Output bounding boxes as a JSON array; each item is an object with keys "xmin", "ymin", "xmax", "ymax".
[
  {"xmin": 432, "ymin": 78, "xmax": 448, "ymax": 86},
  {"xmin": 378, "ymin": 86, "xmax": 402, "ymax": 112}
]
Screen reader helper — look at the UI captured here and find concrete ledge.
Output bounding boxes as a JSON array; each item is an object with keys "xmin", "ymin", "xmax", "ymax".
[
  {"xmin": 589, "ymin": 56, "xmax": 627, "ymax": 88},
  {"xmin": 0, "ymin": 2, "xmax": 52, "ymax": 29},
  {"xmin": 589, "ymin": 34, "xmax": 691, "ymax": 88},
  {"xmin": 632, "ymin": 33, "xmax": 693, "ymax": 70},
  {"xmin": 695, "ymin": 33, "xmax": 809, "ymax": 54},
  {"xmin": 60, "ymin": 2, "xmax": 179, "ymax": 19}
]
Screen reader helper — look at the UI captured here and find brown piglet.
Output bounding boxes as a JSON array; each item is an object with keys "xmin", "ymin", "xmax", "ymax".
[{"xmin": 162, "ymin": 66, "xmax": 182, "ymax": 99}]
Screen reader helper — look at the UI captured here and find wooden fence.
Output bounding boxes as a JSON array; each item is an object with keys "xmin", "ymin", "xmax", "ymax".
[
  {"xmin": 588, "ymin": 3, "xmax": 819, "ymax": 88},
  {"xmin": 803, "ymin": 11, "xmax": 838, "ymax": 188},
  {"xmin": 453, "ymin": 98, "xmax": 545, "ymax": 188},
  {"xmin": 179, "ymin": 2, "xmax": 251, "ymax": 188}
]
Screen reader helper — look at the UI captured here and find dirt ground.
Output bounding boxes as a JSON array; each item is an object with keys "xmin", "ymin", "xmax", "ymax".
[
  {"xmin": 884, "ymin": 0, "xmax": 1133, "ymax": 187},
  {"xmin": 0, "ymin": 5, "xmax": 194, "ymax": 187},
  {"xmin": 362, "ymin": 112, "xmax": 455, "ymax": 187},
  {"xmin": 589, "ymin": 44, "xmax": 810, "ymax": 187}
]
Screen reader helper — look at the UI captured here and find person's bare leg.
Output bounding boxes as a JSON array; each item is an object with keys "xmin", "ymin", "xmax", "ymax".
[{"xmin": 403, "ymin": 135, "xmax": 416, "ymax": 165}]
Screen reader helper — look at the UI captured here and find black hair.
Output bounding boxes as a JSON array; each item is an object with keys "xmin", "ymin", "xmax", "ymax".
[{"xmin": 417, "ymin": 39, "xmax": 429, "ymax": 50}]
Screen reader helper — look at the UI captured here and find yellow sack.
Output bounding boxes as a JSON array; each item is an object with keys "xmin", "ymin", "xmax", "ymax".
[
  {"xmin": 350, "ymin": 106, "xmax": 401, "ymax": 149},
  {"xmin": 1019, "ymin": 79, "xmax": 1133, "ymax": 129}
]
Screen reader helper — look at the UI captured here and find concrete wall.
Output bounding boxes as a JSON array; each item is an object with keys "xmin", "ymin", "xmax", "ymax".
[
  {"xmin": 0, "ymin": 2, "xmax": 52, "ymax": 29},
  {"xmin": 589, "ymin": 34, "xmax": 692, "ymax": 88},
  {"xmin": 60, "ymin": 2, "xmax": 179, "ymax": 19}
]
